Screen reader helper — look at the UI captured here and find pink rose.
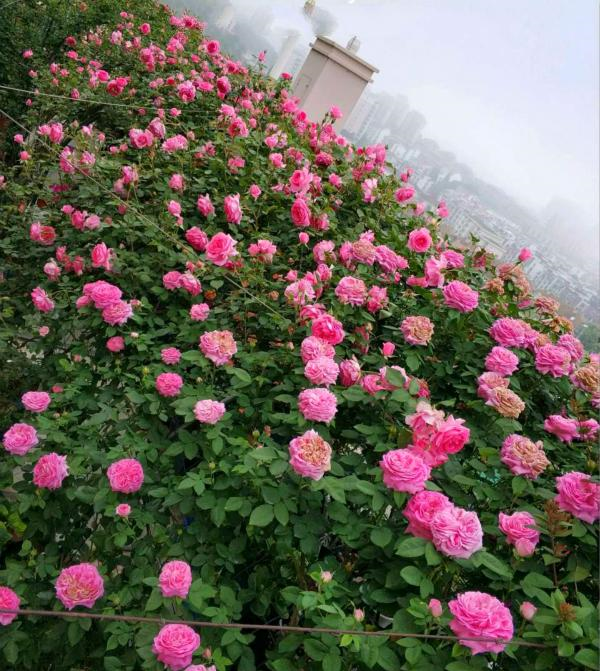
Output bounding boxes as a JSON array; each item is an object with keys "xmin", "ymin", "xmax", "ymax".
[
  {"xmin": 205, "ymin": 232, "xmax": 238, "ymax": 267},
  {"xmin": 500, "ymin": 434, "xmax": 549, "ymax": 479},
  {"xmin": 0, "ymin": 586, "xmax": 20, "ymax": 625},
  {"xmin": 22, "ymin": 391, "xmax": 51, "ymax": 413},
  {"xmin": 518, "ymin": 248, "xmax": 532, "ymax": 262},
  {"xmin": 290, "ymin": 198, "xmax": 311, "ymax": 227},
  {"xmin": 33, "ymin": 453, "xmax": 68, "ymax": 489},
  {"xmin": 535, "ymin": 344, "xmax": 571, "ymax": 377},
  {"xmin": 185, "ymin": 227, "xmax": 208, "ymax": 252},
  {"xmin": 555, "ymin": 472, "xmax": 600, "ymax": 523},
  {"xmin": 428, "ymin": 598, "xmax": 443, "ymax": 617},
  {"xmin": 31, "ymin": 286, "xmax": 54, "ymax": 313},
  {"xmin": 289, "ymin": 430, "xmax": 332, "ymax": 480},
  {"xmin": 380, "ymin": 449, "xmax": 431, "ymax": 494},
  {"xmin": 403, "ymin": 490, "xmax": 452, "ymax": 540},
  {"xmin": 442, "ymin": 281, "xmax": 479, "ymax": 313},
  {"xmin": 167, "ymin": 200, "xmax": 182, "ymax": 217},
  {"xmin": 190, "ymin": 303, "xmax": 210, "ymax": 321},
  {"xmin": 91, "ymin": 242, "xmax": 113, "ymax": 270},
  {"xmin": 430, "ymin": 506, "xmax": 483, "ymax": 559},
  {"xmin": 557, "ymin": 334, "xmax": 584, "ymax": 362},
  {"xmin": 489, "ymin": 318, "xmax": 531, "ymax": 348},
  {"xmin": 498, "ymin": 511, "xmax": 539, "ymax": 556},
  {"xmin": 520, "ymin": 602, "xmax": 537, "ymax": 621},
  {"xmin": 153, "ymin": 624, "xmax": 200, "ymax": 671},
  {"xmin": 485, "ymin": 346, "xmax": 519, "ymax": 376},
  {"xmin": 199, "ymin": 330, "xmax": 237, "ymax": 366},
  {"xmin": 304, "ymin": 356, "xmax": 339, "ymax": 386},
  {"xmin": 407, "ymin": 227, "xmax": 432, "ymax": 253},
  {"xmin": 194, "ymin": 400, "xmax": 226, "ymax": 424},
  {"xmin": 196, "ymin": 194, "xmax": 215, "ymax": 217},
  {"xmin": 248, "ymin": 184, "xmax": 261, "ymax": 199},
  {"xmin": 3, "ymin": 423, "xmax": 38, "ymax": 455},
  {"xmin": 156, "ymin": 372, "xmax": 183, "ymax": 397},
  {"xmin": 335, "ymin": 276, "xmax": 367, "ymax": 306},
  {"xmin": 83, "ymin": 280, "xmax": 122, "ymax": 308},
  {"xmin": 544, "ymin": 415, "xmax": 579, "ymax": 443},
  {"xmin": 395, "ymin": 186, "xmax": 415, "ymax": 202},
  {"xmin": 248, "ymin": 239, "xmax": 277, "ymax": 263},
  {"xmin": 448, "ymin": 591, "xmax": 513, "ymax": 655},
  {"xmin": 430, "ymin": 416, "xmax": 470, "ymax": 459},
  {"xmin": 311, "ymin": 314, "xmax": 345, "ymax": 345},
  {"xmin": 116, "ymin": 503, "xmax": 131, "ymax": 517},
  {"xmin": 401, "ymin": 316, "xmax": 434, "ymax": 346},
  {"xmin": 55, "ymin": 563, "xmax": 104, "ymax": 610},
  {"xmin": 106, "ymin": 336, "xmax": 125, "ymax": 353},
  {"xmin": 161, "ymin": 348, "xmax": 182, "ymax": 365},
  {"xmin": 159, "ymin": 560, "xmax": 192, "ymax": 598},
  {"xmin": 339, "ymin": 358, "xmax": 361, "ymax": 386},
  {"xmin": 382, "ymin": 342, "xmax": 395, "ymax": 357},
  {"xmin": 223, "ymin": 194, "xmax": 242, "ymax": 224},
  {"xmin": 298, "ymin": 231, "xmax": 309, "ymax": 244},
  {"xmin": 298, "ymin": 388, "xmax": 338, "ymax": 423},
  {"xmin": 102, "ymin": 300, "xmax": 133, "ymax": 326},
  {"xmin": 106, "ymin": 458, "xmax": 144, "ymax": 493}
]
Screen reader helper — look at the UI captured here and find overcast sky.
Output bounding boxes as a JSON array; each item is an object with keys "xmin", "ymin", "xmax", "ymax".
[{"xmin": 237, "ymin": 0, "xmax": 598, "ymax": 238}]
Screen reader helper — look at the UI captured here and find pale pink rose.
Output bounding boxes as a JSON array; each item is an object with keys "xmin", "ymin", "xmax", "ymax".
[
  {"xmin": 424, "ymin": 256, "xmax": 445, "ymax": 287},
  {"xmin": 205, "ymin": 232, "xmax": 238, "ymax": 267},
  {"xmin": 0, "ymin": 586, "xmax": 20, "ymax": 625},
  {"xmin": 313, "ymin": 240, "xmax": 336, "ymax": 264},
  {"xmin": 395, "ymin": 186, "xmax": 415, "ymax": 202},
  {"xmin": 161, "ymin": 348, "xmax": 181, "ymax": 365},
  {"xmin": 555, "ymin": 472, "xmax": 600, "ymax": 523},
  {"xmin": 156, "ymin": 372, "xmax": 183, "ymax": 397},
  {"xmin": 556, "ymin": 334, "xmax": 584, "ymax": 362},
  {"xmin": 298, "ymin": 388, "xmax": 337, "ymax": 423},
  {"xmin": 55, "ymin": 563, "xmax": 104, "ymax": 610},
  {"xmin": 102, "ymin": 300, "xmax": 133, "ymax": 326},
  {"xmin": 401, "ymin": 316, "xmax": 434, "ymax": 346},
  {"xmin": 223, "ymin": 194, "xmax": 242, "ymax": 224},
  {"xmin": 485, "ymin": 346, "xmax": 519, "ymax": 376},
  {"xmin": 335, "ymin": 276, "xmax": 367, "ymax": 306},
  {"xmin": 430, "ymin": 506, "xmax": 483, "ymax": 559},
  {"xmin": 518, "ymin": 248, "xmax": 532, "ymax": 262},
  {"xmin": 311, "ymin": 314, "xmax": 345, "ymax": 345},
  {"xmin": 31, "ymin": 286, "xmax": 54, "ymax": 312},
  {"xmin": 153, "ymin": 624, "xmax": 201, "ymax": 671},
  {"xmin": 448, "ymin": 592, "xmax": 513, "ymax": 655},
  {"xmin": 382, "ymin": 342, "xmax": 395, "ymax": 357},
  {"xmin": 199, "ymin": 330, "xmax": 237, "ymax": 366},
  {"xmin": 83, "ymin": 280, "xmax": 122, "ymax": 308},
  {"xmin": 159, "ymin": 560, "xmax": 192, "ymax": 598},
  {"xmin": 407, "ymin": 227, "xmax": 432, "ymax": 253},
  {"xmin": 285, "ymin": 279, "xmax": 316, "ymax": 306},
  {"xmin": 194, "ymin": 400, "xmax": 226, "ymax": 424},
  {"xmin": 39, "ymin": 326, "xmax": 50, "ymax": 337},
  {"xmin": 190, "ymin": 303, "xmax": 210, "ymax": 322},
  {"xmin": 500, "ymin": 434, "xmax": 549, "ymax": 479},
  {"xmin": 3, "ymin": 423, "xmax": 38, "ymax": 455},
  {"xmin": 403, "ymin": 490, "xmax": 452, "ymax": 540},
  {"xmin": 33, "ymin": 453, "xmax": 68, "ymax": 489},
  {"xmin": 289, "ymin": 430, "xmax": 332, "ymax": 480},
  {"xmin": 520, "ymin": 602, "xmax": 537, "ymax": 621},
  {"xmin": 544, "ymin": 415, "xmax": 579, "ymax": 443},
  {"xmin": 428, "ymin": 598, "xmax": 443, "ymax": 617},
  {"xmin": 248, "ymin": 239, "xmax": 277, "ymax": 263},
  {"xmin": 320, "ymin": 570, "xmax": 333, "ymax": 583},
  {"xmin": 300, "ymin": 336, "xmax": 335, "ymax": 364},
  {"xmin": 339, "ymin": 358, "xmax": 362, "ymax": 386},
  {"xmin": 44, "ymin": 260, "xmax": 61, "ymax": 281},
  {"xmin": 353, "ymin": 608, "xmax": 364, "ymax": 622},
  {"xmin": 22, "ymin": 391, "xmax": 51, "ymax": 413},
  {"xmin": 161, "ymin": 134, "xmax": 188, "ymax": 152},
  {"xmin": 185, "ymin": 227, "xmax": 208, "ymax": 251},
  {"xmin": 106, "ymin": 458, "xmax": 144, "ymax": 493},
  {"xmin": 535, "ymin": 344, "xmax": 571, "ymax": 377},
  {"xmin": 351, "ymin": 237, "xmax": 377, "ymax": 265},
  {"xmin": 442, "ymin": 281, "xmax": 479, "ymax": 313},
  {"xmin": 498, "ymin": 511, "xmax": 539, "ymax": 556},
  {"xmin": 115, "ymin": 503, "xmax": 131, "ymax": 517},
  {"xmin": 489, "ymin": 318, "xmax": 531, "ymax": 348},
  {"xmin": 304, "ymin": 356, "xmax": 339, "ymax": 386},
  {"xmin": 106, "ymin": 336, "xmax": 125, "ymax": 352},
  {"xmin": 380, "ymin": 449, "xmax": 431, "ymax": 494},
  {"xmin": 290, "ymin": 198, "xmax": 311, "ymax": 227}
]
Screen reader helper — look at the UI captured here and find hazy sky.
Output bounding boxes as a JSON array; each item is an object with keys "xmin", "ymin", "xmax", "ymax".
[{"xmin": 234, "ymin": 0, "xmax": 598, "ymax": 236}]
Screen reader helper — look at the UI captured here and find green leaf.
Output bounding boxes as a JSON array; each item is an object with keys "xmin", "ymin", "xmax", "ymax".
[
  {"xmin": 395, "ymin": 536, "xmax": 428, "ymax": 558},
  {"xmin": 476, "ymin": 551, "xmax": 513, "ymax": 579},
  {"xmin": 249, "ymin": 504, "xmax": 274, "ymax": 527},
  {"xmin": 371, "ymin": 527, "xmax": 393, "ymax": 548},
  {"xmin": 322, "ymin": 652, "xmax": 342, "ymax": 671},
  {"xmin": 400, "ymin": 566, "xmax": 423, "ymax": 586},
  {"xmin": 230, "ymin": 367, "xmax": 252, "ymax": 385},
  {"xmin": 574, "ymin": 649, "xmax": 599, "ymax": 669},
  {"xmin": 274, "ymin": 501, "xmax": 289, "ymax": 526}
]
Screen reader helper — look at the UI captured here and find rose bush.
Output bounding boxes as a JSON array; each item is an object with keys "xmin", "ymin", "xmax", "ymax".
[{"xmin": 0, "ymin": 3, "xmax": 598, "ymax": 670}]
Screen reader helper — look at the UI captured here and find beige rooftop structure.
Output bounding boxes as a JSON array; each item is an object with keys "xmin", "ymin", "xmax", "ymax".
[{"xmin": 292, "ymin": 35, "xmax": 378, "ymax": 129}]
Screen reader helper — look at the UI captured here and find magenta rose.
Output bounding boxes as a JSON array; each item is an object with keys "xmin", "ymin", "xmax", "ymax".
[
  {"xmin": 311, "ymin": 314, "xmax": 345, "ymax": 345},
  {"xmin": 544, "ymin": 415, "xmax": 579, "ymax": 442},
  {"xmin": 290, "ymin": 198, "xmax": 311, "ymax": 227},
  {"xmin": 442, "ymin": 280, "xmax": 479, "ymax": 313},
  {"xmin": 3, "ymin": 423, "xmax": 38, "ymax": 455},
  {"xmin": 156, "ymin": 372, "xmax": 183, "ymax": 397},
  {"xmin": 485, "ymin": 347, "xmax": 519, "ymax": 376},
  {"xmin": 159, "ymin": 560, "xmax": 192, "ymax": 598},
  {"xmin": 205, "ymin": 232, "xmax": 238, "ymax": 266},
  {"xmin": 0, "ymin": 586, "xmax": 20, "ymax": 626},
  {"xmin": 300, "ymin": 336, "xmax": 335, "ymax": 363},
  {"xmin": 448, "ymin": 591, "xmax": 513, "ymax": 654},
  {"xmin": 33, "ymin": 453, "xmax": 68, "ymax": 489},
  {"xmin": 403, "ymin": 490, "xmax": 453, "ymax": 540},
  {"xmin": 161, "ymin": 347, "xmax": 182, "ymax": 365},
  {"xmin": 555, "ymin": 472, "xmax": 600, "ymax": 523},
  {"xmin": 223, "ymin": 193, "xmax": 242, "ymax": 224},
  {"xmin": 106, "ymin": 336, "xmax": 125, "ymax": 352},
  {"xmin": 152, "ymin": 624, "xmax": 201, "ymax": 671},
  {"xmin": 335, "ymin": 276, "xmax": 367, "ymax": 306},
  {"xmin": 380, "ymin": 449, "xmax": 431, "ymax": 494},
  {"xmin": 535, "ymin": 344, "xmax": 571, "ymax": 377},
  {"xmin": 430, "ymin": 506, "xmax": 483, "ymax": 559},
  {"xmin": 407, "ymin": 227, "xmax": 432, "ymax": 253},
  {"xmin": 106, "ymin": 458, "xmax": 144, "ymax": 493},
  {"xmin": 22, "ymin": 391, "xmax": 51, "ymax": 413},
  {"xmin": 338, "ymin": 358, "xmax": 362, "ymax": 386},
  {"xmin": 55, "ymin": 563, "xmax": 104, "ymax": 610}
]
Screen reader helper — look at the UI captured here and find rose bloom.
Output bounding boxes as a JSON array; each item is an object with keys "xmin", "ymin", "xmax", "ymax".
[
  {"xmin": 152, "ymin": 624, "xmax": 201, "ymax": 671},
  {"xmin": 161, "ymin": 347, "xmax": 182, "ymax": 365},
  {"xmin": 290, "ymin": 198, "xmax": 311, "ymax": 227},
  {"xmin": 196, "ymin": 194, "xmax": 215, "ymax": 217},
  {"xmin": 535, "ymin": 344, "xmax": 571, "ymax": 378},
  {"xmin": 520, "ymin": 602, "xmax": 537, "ymax": 621},
  {"xmin": 339, "ymin": 358, "xmax": 362, "ymax": 386},
  {"xmin": 156, "ymin": 372, "xmax": 183, "ymax": 397},
  {"xmin": 31, "ymin": 286, "xmax": 54, "ymax": 312},
  {"xmin": 289, "ymin": 430, "xmax": 332, "ymax": 480},
  {"xmin": 311, "ymin": 313, "xmax": 345, "ymax": 345},
  {"xmin": 489, "ymin": 318, "xmax": 531, "ymax": 348},
  {"xmin": 106, "ymin": 336, "xmax": 125, "ymax": 352},
  {"xmin": 555, "ymin": 472, "xmax": 600, "ymax": 524},
  {"xmin": 428, "ymin": 416, "xmax": 470, "ymax": 462},
  {"xmin": 205, "ymin": 232, "xmax": 238, "ymax": 266},
  {"xmin": 403, "ymin": 490, "xmax": 452, "ymax": 540},
  {"xmin": 380, "ymin": 449, "xmax": 431, "ymax": 494},
  {"xmin": 159, "ymin": 560, "xmax": 192, "ymax": 598},
  {"xmin": 442, "ymin": 280, "xmax": 479, "ymax": 313},
  {"xmin": 223, "ymin": 193, "xmax": 242, "ymax": 224},
  {"xmin": 22, "ymin": 390, "xmax": 51, "ymax": 413},
  {"xmin": 544, "ymin": 415, "xmax": 579, "ymax": 443},
  {"xmin": 407, "ymin": 227, "xmax": 432, "ymax": 253},
  {"xmin": 557, "ymin": 334, "xmax": 584, "ymax": 362},
  {"xmin": 33, "ymin": 453, "xmax": 68, "ymax": 489},
  {"xmin": 430, "ymin": 506, "xmax": 483, "ymax": 559},
  {"xmin": 335, "ymin": 276, "xmax": 367, "ymax": 306},
  {"xmin": 401, "ymin": 316, "xmax": 434, "ymax": 346},
  {"xmin": 190, "ymin": 303, "xmax": 210, "ymax": 322},
  {"xmin": 300, "ymin": 336, "xmax": 335, "ymax": 363},
  {"xmin": 571, "ymin": 362, "xmax": 600, "ymax": 394},
  {"xmin": 448, "ymin": 592, "xmax": 513, "ymax": 655},
  {"xmin": 106, "ymin": 458, "xmax": 144, "ymax": 493},
  {"xmin": 500, "ymin": 434, "xmax": 549, "ymax": 479},
  {"xmin": 304, "ymin": 356, "xmax": 339, "ymax": 386},
  {"xmin": 0, "ymin": 586, "xmax": 20, "ymax": 626},
  {"xmin": 486, "ymin": 387, "xmax": 525, "ymax": 419},
  {"xmin": 194, "ymin": 400, "xmax": 226, "ymax": 424},
  {"xmin": 3, "ymin": 423, "xmax": 38, "ymax": 455},
  {"xmin": 83, "ymin": 280, "xmax": 122, "ymax": 308},
  {"xmin": 485, "ymin": 347, "xmax": 519, "ymax": 376},
  {"xmin": 185, "ymin": 227, "xmax": 208, "ymax": 252},
  {"xmin": 476, "ymin": 371, "xmax": 509, "ymax": 401},
  {"xmin": 498, "ymin": 511, "xmax": 539, "ymax": 556},
  {"xmin": 199, "ymin": 330, "xmax": 237, "ymax": 366},
  {"xmin": 382, "ymin": 342, "xmax": 395, "ymax": 357},
  {"xmin": 298, "ymin": 388, "xmax": 337, "ymax": 423},
  {"xmin": 55, "ymin": 563, "xmax": 104, "ymax": 610},
  {"xmin": 428, "ymin": 598, "xmax": 443, "ymax": 617},
  {"xmin": 102, "ymin": 300, "xmax": 133, "ymax": 326},
  {"xmin": 115, "ymin": 503, "xmax": 131, "ymax": 518}
]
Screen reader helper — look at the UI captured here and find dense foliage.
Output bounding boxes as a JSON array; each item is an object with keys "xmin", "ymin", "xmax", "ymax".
[{"xmin": 0, "ymin": 4, "xmax": 598, "ymax": 671}]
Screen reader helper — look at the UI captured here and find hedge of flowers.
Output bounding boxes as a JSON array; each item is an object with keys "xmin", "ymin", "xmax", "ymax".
[{"xmin": 0, "ymin": 2, "xmax": 598, "ymax": 670}]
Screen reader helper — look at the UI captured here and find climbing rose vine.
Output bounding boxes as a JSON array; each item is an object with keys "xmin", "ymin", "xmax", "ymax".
[{"xmin": 0, "ymin": 3, "xmax": 598, "ymax": 670}]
